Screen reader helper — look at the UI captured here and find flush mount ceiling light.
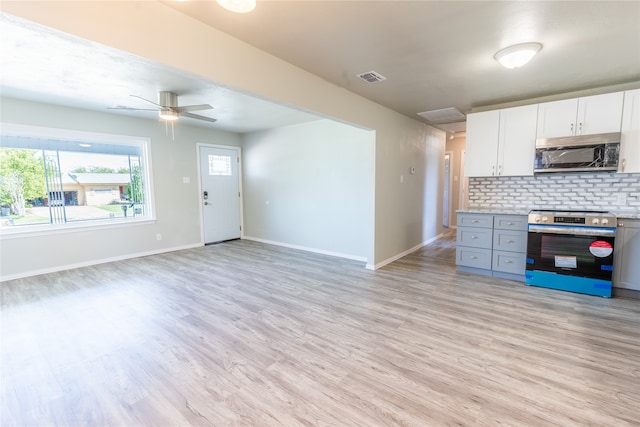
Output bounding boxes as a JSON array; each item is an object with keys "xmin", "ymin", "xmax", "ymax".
[
  {"xmin": 216, "ymin": 0, "xmax": 256, "ymax": 13},
  {"xmin": 494, "ymin": 42, "xmax": 543, "ymax": 69}
]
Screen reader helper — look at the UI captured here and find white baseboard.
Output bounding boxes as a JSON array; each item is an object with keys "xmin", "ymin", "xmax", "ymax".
[
  {"xmin": 0, "ymin": 243, "xmax": 202, "ymax": 282},
  {"xmin": 366, "ymin": 233, "xmax": 443, "ymax": 270},
  {"xmin": 242, "ymin": 236, "xmax": 367, "ymax": 263},
  {"xmin": 2, "ymin": 234, "xmax": 444, "ymax": 281}
]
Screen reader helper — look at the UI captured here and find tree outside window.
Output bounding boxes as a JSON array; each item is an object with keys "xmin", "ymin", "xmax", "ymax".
[{"xmin": 0, "ymin": 149, "xmax": 46, "ymax": 216}]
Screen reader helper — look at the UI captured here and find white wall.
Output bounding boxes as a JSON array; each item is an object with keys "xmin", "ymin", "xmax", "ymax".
[
  {"xmin": 371, "ymin": 117, "xmax": 446, "ymax": 267},
  {"xmin": 0, "ymin": 97, "xmax": 241, "ymax": 279},
  {"xmin": 2, "ymin": 1, "xmax": 445, "ymax": 267},
  {"xmin": 242, "ymin": 120, "xmax": 374, "ymax": 260}
]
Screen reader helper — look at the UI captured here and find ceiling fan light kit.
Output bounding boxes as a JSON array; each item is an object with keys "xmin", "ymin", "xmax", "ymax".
[
  {"xmin": 159, "ymin": 108, "xmax": 179, "ymax": 121},
  {"xmin": 494, "ymin": 42, "xmax": 543, "ymax": 69},
  {"xmin": 110, "ymin": 91, "xmax": 216, "ymax": 124},
  {"xmin": 216, "ymin": 0, "xmax": 256, "ymax": 13}
]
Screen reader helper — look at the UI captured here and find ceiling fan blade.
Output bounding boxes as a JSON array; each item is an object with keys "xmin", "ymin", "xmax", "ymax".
[
  {"xmin": 175, "ymin": 104, "xmax": 213, "ymax": 113},
  {"xmin": 130, "ymin": 94, "xmax": 162, "ymax": 108},
  {"xmin": 180, "ymin": 112, "xmax": 217, "ymax": 123},
  {"xmin": 108, "ymin": 105, "xmax": 159, "ymax": 111}
]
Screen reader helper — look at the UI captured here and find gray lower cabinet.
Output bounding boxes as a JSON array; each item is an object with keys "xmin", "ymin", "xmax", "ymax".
[
  {"xmin": 456, "ymin": 214, "xmax": 493, "ymax": 273},
  {"xmin": 613, "ymin": 218, "xmax": 640, "ymax": 296},
  {"xmin": 456, "ymin": 223, "xmax": 492, "ymax": 269},
  {"xmin": 456, "ymin": 212, "xmax": 527, "ymax": 281}
]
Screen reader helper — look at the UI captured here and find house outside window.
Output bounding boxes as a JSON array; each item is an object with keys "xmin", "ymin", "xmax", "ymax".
[{"xmin": 0, "ymin": 124, "xmax": 153, "ymax": 232}]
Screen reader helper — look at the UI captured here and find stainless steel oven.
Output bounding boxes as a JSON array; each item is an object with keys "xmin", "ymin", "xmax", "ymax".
[{"xmin": 526, "ymin": 210, "xmax": 616, "ymax": 297}]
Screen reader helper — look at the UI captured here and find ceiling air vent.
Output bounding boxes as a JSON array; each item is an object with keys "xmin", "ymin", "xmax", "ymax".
[
  {"xmin": 417, "ymin": 107, "xmax": 466, "ymax": 124},
  {"xmin": 357, "ymin": 71, "xmax": 387, "ymax": 83}
]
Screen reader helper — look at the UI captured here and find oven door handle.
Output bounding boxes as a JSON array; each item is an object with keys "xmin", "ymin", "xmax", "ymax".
[{"xmin": 528, "ymin": 224, "xmax": 616, "ymax": 237}]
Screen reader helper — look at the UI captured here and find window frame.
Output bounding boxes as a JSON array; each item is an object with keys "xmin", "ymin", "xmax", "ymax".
[{"xmin": 0, "ymin": 123, "xmax": 156, "ymax": 239}]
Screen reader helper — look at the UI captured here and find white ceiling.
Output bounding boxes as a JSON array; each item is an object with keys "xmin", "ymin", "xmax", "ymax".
[
  {"xmin": 2, "ymin": 1, "xmax": 640, "ymax": 134},
  {"xmin": 0, "ymin": 13, "xmax": 322, "ymax": 133}
]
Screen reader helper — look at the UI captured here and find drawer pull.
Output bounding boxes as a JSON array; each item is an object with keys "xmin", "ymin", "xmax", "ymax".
[
  {"xmin": 471, "ymin": 236, "xmax": 479, "ymax": 239},
  {"xmin": 505, "ymin": 260, "xmax": 513, "ymax": 264},
  {"xmin": 470, "ymin": 256, "xmax": 478, "ymax": 260},
  {"xmin": 507, "ymin": 222, "xmax": 514, "ymax": 226},
  {"xmin": 472, "ymin": 220, "xmax": 479, "ymax": 223},
  {"xmin": 507, "ymin": 240, "xmax": 514, "ymax": 244}
]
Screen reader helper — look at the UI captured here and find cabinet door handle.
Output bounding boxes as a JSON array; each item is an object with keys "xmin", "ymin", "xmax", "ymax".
[
  {"xmin": 491, "ymin": 165, "xmax": 495, "ymax": 176},
  {"xmin": 498, "ymin": 165, "xmax": 502, "ymax": 175},
  {"xmin": 622, "ymin": 158, "xmax": 626, "ymax": 172},
  {"xmin": 570, "ymin": 122, "xmax": 574, "ymax": 135},
  {"xmin": 619, "ymin": 223, "xmax": 624, "ymax": 227},
  {"xmin": 578, "ymin": 122, "xmax": 583, "ymax": 135}
]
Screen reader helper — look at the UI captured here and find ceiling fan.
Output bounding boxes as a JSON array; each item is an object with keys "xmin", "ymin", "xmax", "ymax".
[{"xmin": 110, "ymin": 91, "xmax": 217, "ymax": 123}]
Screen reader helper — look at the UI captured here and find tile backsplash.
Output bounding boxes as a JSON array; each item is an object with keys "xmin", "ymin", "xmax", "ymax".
[{"xmin": 468, "ymin": 173, "xmax": 640, "ymax": 214}]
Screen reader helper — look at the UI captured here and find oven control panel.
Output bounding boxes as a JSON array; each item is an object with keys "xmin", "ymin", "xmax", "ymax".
[{"xmin": 528, "ymin": 212, "xmax": 616, "ymax": 228}]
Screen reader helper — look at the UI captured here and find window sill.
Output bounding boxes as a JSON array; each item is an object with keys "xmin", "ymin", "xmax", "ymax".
[{"xmin": 0, "ymin": 217, "xmax": 157, "ymax": 240}]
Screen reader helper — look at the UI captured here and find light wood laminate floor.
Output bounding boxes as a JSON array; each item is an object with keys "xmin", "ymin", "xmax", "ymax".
[{"xmin": 1, "ymin": 233, "xmax": 639, "ymax": 426}]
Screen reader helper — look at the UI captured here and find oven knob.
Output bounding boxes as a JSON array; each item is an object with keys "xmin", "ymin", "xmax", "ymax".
[
  {"xmin": 542, "ymin": 216, "xmax": 548, "ymax": 222},
  {"xmin": 601, "ymin": 218, "xmax": 609, "ymax": 225},
  {"xmin": 534, "ymin": 215, "xmax": 541, "ymax": 222},
  {"xmin": 592, "ymin": 218, "xmax": 600, "ymax": 225}
]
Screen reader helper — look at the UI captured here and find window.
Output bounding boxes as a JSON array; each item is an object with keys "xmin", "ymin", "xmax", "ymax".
[
  {"xmin": 208, "ymin": 154, "xmax": 232, "ymax": 176},
  {"xmin": 0, "ymin": 125, "xmax": 152, "ymax": 232}
]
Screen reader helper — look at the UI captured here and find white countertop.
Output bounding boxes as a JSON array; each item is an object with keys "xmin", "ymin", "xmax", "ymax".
[
  {"xmin": 458, "ymin": 209, "xmax": 640, "ymax": 219},
  {"xmin": 616, "ymin": 213, "xmax": 640, "ymax": 220},
  {"xmin": 456, "ymin": 209, "xmax": 529, "ymax": 216}
]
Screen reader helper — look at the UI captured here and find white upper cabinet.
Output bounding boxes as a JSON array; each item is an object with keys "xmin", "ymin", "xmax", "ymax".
[
  {"xmin": 465, "ymin": 105, "xmax": 537, "ymax": 177},
  {"xmin": 498, "ymin": 105, "xmax": 538, "ymax": 176},
  {"xmin": 536, "ymin": 92, "xmax": 624, "ymax": 139},
  {"xmin": 620, "ymin": 89, "xmax": 640, "ymax": 173},
  {"xmin": 465, "ymin": 110, "xmax": 500, "ymax": 177},
  {"xmin": 535, "ymin": 98, "xmax": 578, "ymax": 138}
]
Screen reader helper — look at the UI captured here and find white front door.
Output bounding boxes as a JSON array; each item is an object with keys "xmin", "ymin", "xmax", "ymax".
[{"xmin": 199, "ymin": 145, "xmax": 241, "ymax": 244}]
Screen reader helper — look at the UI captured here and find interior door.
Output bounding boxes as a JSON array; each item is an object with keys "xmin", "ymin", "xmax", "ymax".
[
  {"xmin": 199, "ymin": 145, "xmax": 241, "ymax": 244},
  {"xmin": 443, "ymin": 152, "xmax": 451, "ymax": 227}
]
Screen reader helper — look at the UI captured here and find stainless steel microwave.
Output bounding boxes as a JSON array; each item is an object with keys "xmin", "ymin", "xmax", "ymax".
[{"xmin": 534, "ymin": 132, "xmax": 621, "ymax": 173}]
